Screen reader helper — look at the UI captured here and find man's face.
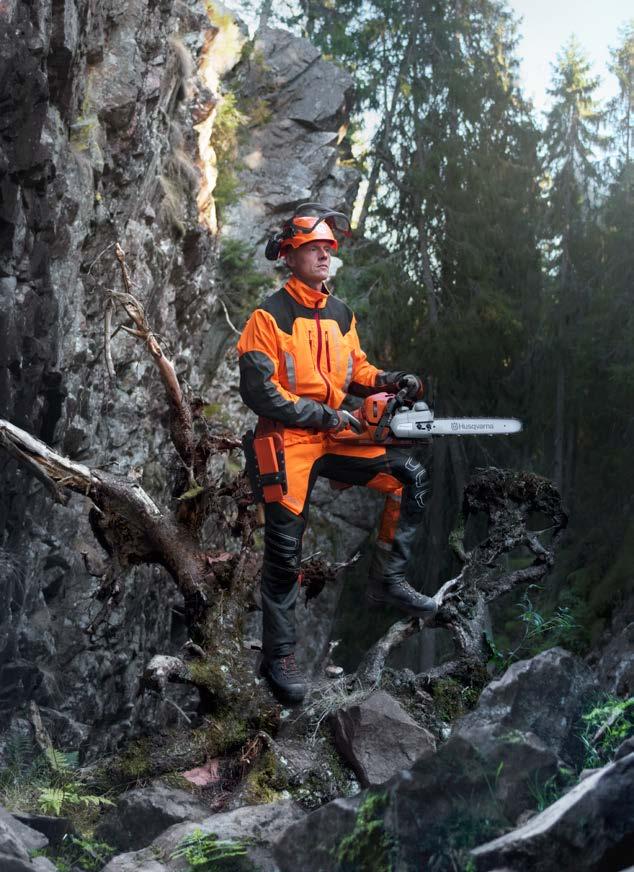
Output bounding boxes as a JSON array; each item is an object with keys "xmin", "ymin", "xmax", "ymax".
[{"xmin": 285, "ymin": 241, "xmax": 334, "ymax": 289}]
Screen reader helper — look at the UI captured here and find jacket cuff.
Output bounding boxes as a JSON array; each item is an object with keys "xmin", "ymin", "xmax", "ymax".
[{"xmin": 320, "ymin": 404, "xmax": 339, "ymax": 429}]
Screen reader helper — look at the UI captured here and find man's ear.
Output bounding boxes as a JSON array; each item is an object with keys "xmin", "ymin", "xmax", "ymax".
[{"xmin": 285, "ymin": 250, "xmax": 296, "ymax": 270}]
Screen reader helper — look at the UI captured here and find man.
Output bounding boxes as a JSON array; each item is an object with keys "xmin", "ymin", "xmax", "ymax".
[{"xmin": 237, "ymin": 204, "xmax": 436, "ymax": 704}]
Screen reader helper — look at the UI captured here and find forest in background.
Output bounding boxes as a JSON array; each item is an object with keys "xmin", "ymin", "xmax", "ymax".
[{"xmin": 239, "ymin": 0, "xmax": 634, "ymax": 655}]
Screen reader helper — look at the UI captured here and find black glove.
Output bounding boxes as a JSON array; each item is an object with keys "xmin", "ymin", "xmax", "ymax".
[
  {"xmin": 398, "ymin": 374, "xmax": 424, "ymax": 400},
  {"xmin": 327, "ymin": 409, "xmax": 364, "ymax": 434}
]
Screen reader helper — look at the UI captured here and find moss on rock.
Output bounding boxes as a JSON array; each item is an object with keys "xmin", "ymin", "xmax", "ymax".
[
  {"xmin": 242, "ymin": 749, "xmax": 289, "ymax": 805},
  {"xmin": 334, "ymin": 791, "xmax": 393, "ymax": 872}
]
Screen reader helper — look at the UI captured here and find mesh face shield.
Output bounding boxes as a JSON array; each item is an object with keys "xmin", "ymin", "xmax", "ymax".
[{"xmin": 290, "ymin": 203, "xmax": 352, "ymax": 237}]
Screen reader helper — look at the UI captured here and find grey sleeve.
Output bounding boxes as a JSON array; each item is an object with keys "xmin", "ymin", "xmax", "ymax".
[{"xmin": 239, "ymin": 351, "xmax": 338, "ymax": 429}]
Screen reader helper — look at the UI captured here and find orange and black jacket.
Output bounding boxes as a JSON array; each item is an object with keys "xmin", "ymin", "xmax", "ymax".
[{"xmin": 237, "ymin": 276, "xmax": 403, "ymax": 429}]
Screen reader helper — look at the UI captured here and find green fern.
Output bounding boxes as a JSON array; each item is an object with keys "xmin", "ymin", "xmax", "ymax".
[
  {"xmin": 38, "ymin": 787, "xmax": 114, "ymax": 816},
  {"xmin": 44, "ymin": 747, "xmax": 79, "ymax": 774},
  {"xmin": 38, "ymin": 788, "xmax": 68, "ymax": 816},
  {"xmin": 171, "ymin": 828, "xmax": 253, "ymax": 870}
]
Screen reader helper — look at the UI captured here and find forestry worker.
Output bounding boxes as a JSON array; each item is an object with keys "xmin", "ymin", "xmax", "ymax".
[{"xmin": 236, "ymin": 203, "xmax": 436, "ymax": 705}]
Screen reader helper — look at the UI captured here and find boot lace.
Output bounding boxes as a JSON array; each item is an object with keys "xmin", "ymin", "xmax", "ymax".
[{"xmin": 279, "ymin": 653, "xmax": 300, "ymax": 677}]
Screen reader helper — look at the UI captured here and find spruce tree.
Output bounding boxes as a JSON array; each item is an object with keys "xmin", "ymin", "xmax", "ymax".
[{"xmin": 542, "ymin": 38, "xmax": 606, "ymax": 499}]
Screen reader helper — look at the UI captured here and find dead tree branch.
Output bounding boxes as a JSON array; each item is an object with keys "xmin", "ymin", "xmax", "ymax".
[
  {"xmin": 113, "ymin": 243, "xmax": 195, "ymax": 482},
  {"xmin": 355, "ymin": 469, "xmax": 567, "ymax": 688},
  {"xmin": 0, "ymin": 417, "xmax": 211, "ymax": 604}
]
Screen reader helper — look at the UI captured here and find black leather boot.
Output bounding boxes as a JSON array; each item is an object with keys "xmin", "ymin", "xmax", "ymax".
[
  {"xmin": 367, "ymin": 507, "xmax": 437, "ymax": 621},
  {"xmin": 366, "ymin": 574, "xmax": 437, "ymax": 620},
  {"xmin": 259, "ymin": 652, "xmax": 306, "ymax": 705}
]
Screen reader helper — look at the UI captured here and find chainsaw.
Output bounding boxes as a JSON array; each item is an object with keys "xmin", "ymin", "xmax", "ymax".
[
  {"xmin": 331, "ymin": 390, "xmax": 523, "ymax": 445},
  {"xmin": 242, "ymin": 390, "xmax": 522, "ymax": 505}
]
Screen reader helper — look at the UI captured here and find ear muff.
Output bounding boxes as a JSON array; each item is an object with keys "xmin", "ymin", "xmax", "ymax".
[
  {"xmin": 264, "ymin": 235, "xmax": 283, "ymax": 261},
  {"xmin": 264, "ymin": 223, "xmax": 296, "ymax": 261}
]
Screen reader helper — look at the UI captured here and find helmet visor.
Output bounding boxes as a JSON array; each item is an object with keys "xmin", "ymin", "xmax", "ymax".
[{"xmin": 290, "ymin": 203, "xmax": 352, "ymax": 237}]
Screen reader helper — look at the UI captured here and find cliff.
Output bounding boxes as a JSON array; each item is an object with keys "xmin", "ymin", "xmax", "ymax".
[{"xmin": 0, "ymin": 0, "xmax": 362, "ymax": 756}]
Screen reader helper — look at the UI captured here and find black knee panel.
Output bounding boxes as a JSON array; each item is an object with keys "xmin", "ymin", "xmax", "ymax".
[
  {"xmin": 262, "ymin": 503, "xmax": 305, "ymax": 586},
  {"xmin": 387, "ymin": 448, "xmax": 431, "ymax": 514}
]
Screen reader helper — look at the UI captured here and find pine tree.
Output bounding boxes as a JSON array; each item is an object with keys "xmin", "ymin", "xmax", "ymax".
[
  {"xmin": 578, "ymin": 22, "xmax": 634, "ymax": 523},
  {"xmin": 541, "ymin": 38, "xmax": 606, "ymax": 499}
]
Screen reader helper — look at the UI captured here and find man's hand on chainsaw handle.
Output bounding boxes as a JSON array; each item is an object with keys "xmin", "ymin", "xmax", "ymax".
[
  {"xmin": 376, "ymin": 371, "xmax": 425, "ymax": 400},
  {"xmin": 398, "ymin": 374, "xmax": 424, "ymax": 400},
  {"xmin": 327, "ymin": 409, "xmax": 364, "ymax": 434}
]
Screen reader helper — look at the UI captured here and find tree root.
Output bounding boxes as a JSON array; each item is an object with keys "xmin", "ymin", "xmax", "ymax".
[{"xmin": 353, "ymin": 468, "xmax": 567, "ymax": 690}]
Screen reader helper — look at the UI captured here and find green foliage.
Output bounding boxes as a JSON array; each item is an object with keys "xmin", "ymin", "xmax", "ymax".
[
  {"xmin": 177, "ymin": 483, "xmax": 205, "ymax": 501},
  {"xmin": 217, "ymin": 238, "xmax": 274, "ymax": 322},
  {"xmin": 35, "ymin": 747, "xmax": 114, "ymax": 819},
  {"xmin": 112, "ymin": 737, "xmax": 155, "ymax": 784},
  {"xmin": 295, "ymin": 0, "xmax": 633, "ymax": 647},
  {"xmin": 211, "ymin": 91, "xmax": 247, "ymax": 214},
  {"xmin": 242, "ymin": 749, "xmax": 289, "ymax": 804},
  {"xmin": 528, "ymin": 766, "xmax": 576, "ymax": 812},
  {"xmin": 579, "ymin": 695, "xmax": 634, "ymax": 768},
  {"xmin": 0, "ymin": 735, "xmax": 49, "ymax": 812},
  {"xmin": 36, "ymin": 836, "xmax": 115, "ymax": 872},
  {"xmin": 423, "ymin": 806, "xmax": 503, "ymax": 872},
  {"xmin": 171, "ymin": 828, "xmax": 255, "ymax": 871},
  {"xmin": 432, "ymin": 678, "xmax": 480, "ymax": 723},
  {"xmin": 37, "ymin": 787, "xmax": 113, "ymax": 816},
  {"xmin": 486, "ymin": 586, "xmax": 580, "ymax": 674},
  {"xmin": 0, "ymin": 739, "xmax": 112, "ymax": 824},
  {"xmin": 335, "ymin": 791, "xmax": 394, "ymax": 872},
  {"xmin": 1, "ymin": 738, "xmax": 115, "ymax": 872},
  {"xmin": 44, "ymin": 747, "xmax": 79, "ymax": 773}
]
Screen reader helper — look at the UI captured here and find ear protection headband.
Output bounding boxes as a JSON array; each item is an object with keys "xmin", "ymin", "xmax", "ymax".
[{"xmin": 264, "ymin": 203, "xmax": 351, "ymax": 261}]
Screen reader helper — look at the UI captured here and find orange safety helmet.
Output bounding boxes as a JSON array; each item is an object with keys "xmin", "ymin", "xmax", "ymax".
[
  {"xmin": 279, "ymin": 215, "xmax": 338, "ymax": 255},
  {"xmin": 264, "ymin": 203, "xmax": 351, "ymax": 261}
]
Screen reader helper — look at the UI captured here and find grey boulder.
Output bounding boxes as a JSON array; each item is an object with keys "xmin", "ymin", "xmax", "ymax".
[
  {"xmin": 0, "ymin": 805, "xmax": 52, "ymax": 872},
  {"xmin": 95, "ymin": 782, "xmax": 210, "ymax": 851},
  {"xmin": 331, "ymin": 689, "xmax": 436, "ymax": 786},
  {"xmin": 455, "ymin": 647, "xmax": 597, "ymax": 765},
  {"xmin": 273, "ymin": 648, "xmax": 600, "ymax": 870},
  {"xmin": 471, "ymin": 751, "xmax": 634, "ymax": 871},
  {"xmin": 104, "ymin": 799, "xmax": 305, "ymax": 872}
]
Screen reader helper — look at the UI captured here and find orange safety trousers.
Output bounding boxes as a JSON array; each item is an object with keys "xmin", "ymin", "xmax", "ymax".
[{"xmin": 261, "ymin": 430, "xmax": 430, "ymax": 660}]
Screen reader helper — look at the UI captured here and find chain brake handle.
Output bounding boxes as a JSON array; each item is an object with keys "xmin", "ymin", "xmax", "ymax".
[{"xmin": 373, "ymin": 388, "xmax": 409, "ymax": 442}]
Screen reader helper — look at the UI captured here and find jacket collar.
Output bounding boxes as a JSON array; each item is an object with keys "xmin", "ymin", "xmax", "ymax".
[{"xmin": 284, "ymin": 275, "xmax": 330, "ymax": 309}]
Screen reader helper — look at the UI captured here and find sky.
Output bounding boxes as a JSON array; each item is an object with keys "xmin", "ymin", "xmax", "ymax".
[{"xmin": 508, "ymin": 0, "xmax": 632, "ymax": 116}]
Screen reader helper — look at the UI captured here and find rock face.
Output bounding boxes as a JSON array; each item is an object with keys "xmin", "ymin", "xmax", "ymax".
[
  {"xmin": 0, "ymin": 0, "xmax": 362, "ymax": 755},
  {"xmin": 273, "ymin": 795, "xmax": 361, "ymax": 872},
  {"xmin": 223, "ymin": 26, "xmax": 360, "ymax": 261},
  {"xmin": 471, "ymin": 752, "xmax": 634, "ymax": 871},
  {"xmin": 592, "ymin": 615, "xmax": 634, "ymax": 697},
  {"xmin": 332, "ymin": 689, "xmax": 436, "ymax": 787},
  {"xmin": 273, "ymin": 648, "xmax": 599, "ymax": 871}
]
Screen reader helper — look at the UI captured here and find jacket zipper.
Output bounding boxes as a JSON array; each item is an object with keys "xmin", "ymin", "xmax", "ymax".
[
  {"xmin": 314, "ymin": 306, "xmax": 331, "ymax": 405},
  {"xmin": 325, "ymin": 331, "xmax": 332, "ymax": 372}
]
